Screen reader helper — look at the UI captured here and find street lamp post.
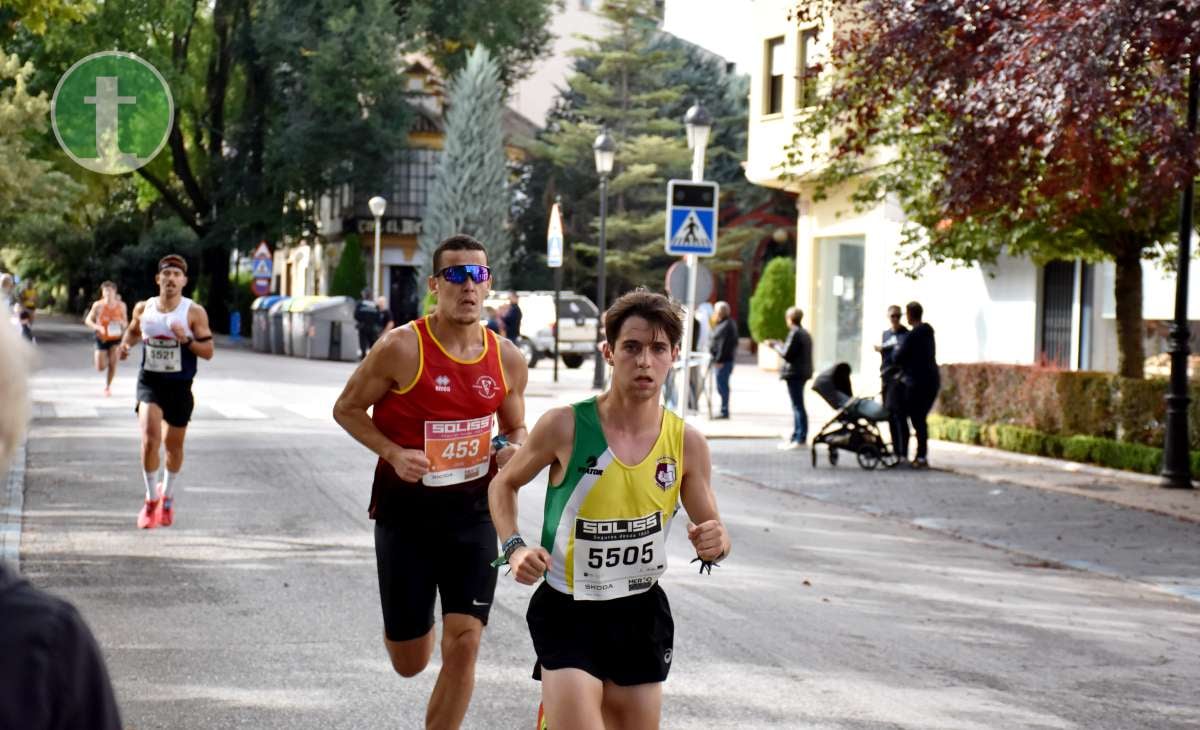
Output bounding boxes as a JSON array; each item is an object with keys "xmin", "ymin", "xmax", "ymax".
[
  {"xmin": 675, "ymin": 101, "xmax": 712, "ymax": 417},
  {"xmin": 368, "ymin": 195, "xmax": 387, "ymax": 299},
  {"xmin": 1162, "ymin": 55, "xmax": 1198, "ymax": 489},
  {"xmin": 592, "ymin": 128, "xmax": 616, "ymax": 390}
]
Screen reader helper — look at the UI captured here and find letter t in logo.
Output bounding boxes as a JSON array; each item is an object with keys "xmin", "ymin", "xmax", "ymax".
[{"xmin": 83, "ymin": 77, "xmax": 141, "ymax": 168}]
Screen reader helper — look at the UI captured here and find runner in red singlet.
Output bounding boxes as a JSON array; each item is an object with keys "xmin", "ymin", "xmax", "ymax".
[
  {"xmin": 333, "ymin": 234, "xmax": 529, "ymax": 730},
  {"xmin": 83, "ymin": 281, "xmax": 128, "ymax": 396}
]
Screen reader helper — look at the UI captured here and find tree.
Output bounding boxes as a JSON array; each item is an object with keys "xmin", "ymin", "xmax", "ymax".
[
  {"xmin": 419, "ymin": 45, "xmax": 511, "ymax": 281},
  {"xmin": 329, "ymin": 234, "xmax": 367, "ymax": 298},
  {"xmin": 12, "ymin": 0, "xmax": 411, "ymax": 327},
  {"xmin": 394, "ymin": 0, "xmax": 556, "ymax": 90},
  {"xmin": 748, "ymin": 256, "xmax": 794, "ymax": 343},
  {"xmin": 789, "ymin": 0, "xmax": 1200, "ymax": 378}
]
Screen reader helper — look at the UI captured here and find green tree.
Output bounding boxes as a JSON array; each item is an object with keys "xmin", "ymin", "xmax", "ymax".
[
  {"xmin": 419, "ymin": 45, "xmax": 511, "ymax": 281},
  {"xmin": 395, "ymin": 0, "xmax": 556, "ymax": 89},
  {"xmin": 12, "ymin": 0, "xmax": 410, "ymax": 328},
  {"xmin": 748, "ymin": 256, "xmax": 794, "ymax": 343},
  {"xmin": 329, "ymin": 234, "xmax": 367, "ymax": 298}
]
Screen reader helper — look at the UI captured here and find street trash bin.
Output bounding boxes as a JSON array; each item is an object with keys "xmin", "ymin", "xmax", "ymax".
[
  {"xmin": 302, "ymin": 296, "xmax": 357, "ymax": 361},
  {"xmin": 268, "ymin": 297, "xmax": 292, "ymax": 355},
  {"xmin": 287, "ymin": 296, "xmax": 326, "ymax": 357},
  {"xmin": 251, "ymin": 295, "xmax": 283, "ymax": 352}
]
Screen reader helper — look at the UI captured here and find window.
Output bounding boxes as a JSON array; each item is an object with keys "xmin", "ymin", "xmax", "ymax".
[
  {"xmin": 797, "ymin": 28, "xmax": 821, "ymax": 108},
  {"xmin": 390, "ymin": 148, "xmax": 440, "ymax": 219},
  {"xmin": 765, "ymin": 36, "xmax": 785, "ymax": 115}
]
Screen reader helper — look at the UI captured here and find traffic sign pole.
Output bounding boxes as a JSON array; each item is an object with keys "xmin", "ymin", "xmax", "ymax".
[{"xmin": 673, "ymin": 154, "xmax": 713, "ymax": 418}]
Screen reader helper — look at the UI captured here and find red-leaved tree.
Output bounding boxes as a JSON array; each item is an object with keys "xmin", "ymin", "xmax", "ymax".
[{"xmin": 789, "ymin": 0, "xmax": 1200, "ymax": 378}]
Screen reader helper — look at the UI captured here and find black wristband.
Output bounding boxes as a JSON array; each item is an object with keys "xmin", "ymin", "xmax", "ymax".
[{"xmin": 502, "ymin": 534, "xmax": 527, "ymax": 562}]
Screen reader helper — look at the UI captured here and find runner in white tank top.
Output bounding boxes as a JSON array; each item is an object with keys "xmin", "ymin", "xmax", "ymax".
[{"xmin": 118, "ymin": 255, "xmax": 215, "ymax": 529}]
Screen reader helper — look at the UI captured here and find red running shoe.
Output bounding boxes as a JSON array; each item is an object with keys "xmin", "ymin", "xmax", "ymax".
[
  {"xmin": 157, "ymin": 484, "xmax": 173, "ymax": 527},
  {"xmin": 137, "ymin": 497, "xmax": 161, "ymax": 529}
]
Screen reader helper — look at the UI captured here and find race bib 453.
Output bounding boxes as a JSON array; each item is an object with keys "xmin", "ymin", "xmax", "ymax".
[{"xmin": 422, "ymin": 415, "xmax": 493, "ymax": 487}]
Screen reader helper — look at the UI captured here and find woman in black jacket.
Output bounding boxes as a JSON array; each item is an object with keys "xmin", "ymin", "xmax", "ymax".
[
  {"xmin": 893, "ymin": 300, "xmax": 939, "ymax": 468},
  {"xmin": 765, "ymin": 307, "xmax": 813, "ymax": 449}
]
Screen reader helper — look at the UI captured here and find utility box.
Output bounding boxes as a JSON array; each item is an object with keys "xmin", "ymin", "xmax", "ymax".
[
  {"xmin": 268, "ymin": 297, "xmax": 292, "ymax": 355},
  {"xmin": 301, "ymin": 296, "xmax": 357, "ymax": 361},
  {"xmin": 251, "ymin": 295, "xmax": 283, "ymax": 353}
]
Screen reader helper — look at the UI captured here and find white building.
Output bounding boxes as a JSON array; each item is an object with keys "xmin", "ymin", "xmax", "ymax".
[{"xmin": 738, "ymin": 0, "xmax": 1197, "ymax": 379}]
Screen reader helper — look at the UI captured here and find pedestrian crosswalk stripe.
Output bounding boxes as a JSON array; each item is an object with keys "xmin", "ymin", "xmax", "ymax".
[
  {"xmin": 208, "ymin": 403, "xmax": 269, "ymax": 420},
  {"xmin": 283, "ymin": 403, "xmax": 332, "ymax": 421},
  {"xmin": 52, "ymin": 403, "xmax": 99, "ymax": 418}
]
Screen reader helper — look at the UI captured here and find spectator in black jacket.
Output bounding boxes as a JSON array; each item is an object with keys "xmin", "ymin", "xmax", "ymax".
[
  {"xmin": 0, "ymin": 319, "xmax": 122, "ymax": 730},
  {"xmin": 501, "ymin": 292, "xmax": 522, "ymax": 342},
  {"xmin": 893, "ymin": 300, "xmax": 940, "ymax": 468},
  {"xmin": 708, "ymin": 301, "xmax": 738, "ymax": 419},
  {"xmin": 874, "ymin": 305, "xmax": 910, "ymax": 463},
  {"xmin": 354, "ymin": 289, "xmax": 380, "ymax": 360},
  {"xmin": 765, "ymin": 307, "xmax": 814, "ymax": 449}
]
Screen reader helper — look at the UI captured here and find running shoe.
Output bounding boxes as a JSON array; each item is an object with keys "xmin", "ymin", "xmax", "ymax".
[
  {"xmin": 156, "ymin": 483, "xmax": 173, "ymax": 527},
  {"xmin": 103, "ymin": 386, "xmax": 111, "ymax": 397},
  {"xmin": 137, "ymin": 498, "xmax": 161, "ymax": 529}
]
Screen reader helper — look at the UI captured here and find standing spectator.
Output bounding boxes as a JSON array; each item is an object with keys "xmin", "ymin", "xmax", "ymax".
[
  {"xmin": 765, "ymin": 307, "xmax": 813, "ymax": 449},
  {"xmin": 894, "ymin": 301, "xmax": 939, "ymax": 468},
  {"xmin": 375, "ymin": 296, "xmax": 394, "ymax": 336},
  {"xmin": 501, "ymin": 291, "xmax": 522, "ymax": 342},
  {"xmin": 708, "ymin": 301, "xmax": 738, "ymax": 419},
  {"xmin": 0, "ymin": 318, "xmax": 123, "ymax": 730},
  {"xmin": 354, "ymin": 289, "xmax": 381, "ymax": 360},
  {"xmin": 874, "ymin": 305, "xmax": 910, "ymax": 464},
  {"xmin": 484, "ymin": 306, "xmax": 502, "ymax": 334}
]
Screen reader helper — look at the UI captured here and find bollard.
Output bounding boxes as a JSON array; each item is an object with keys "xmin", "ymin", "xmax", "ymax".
[{"xmin": 230, "ymin": 311, "xmax": 241, "ymax": 343}]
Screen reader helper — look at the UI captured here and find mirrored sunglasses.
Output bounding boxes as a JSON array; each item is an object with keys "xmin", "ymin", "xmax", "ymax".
[{"xmin": 437, "ymin": 264, "xmax": 492, "ymax": 284}]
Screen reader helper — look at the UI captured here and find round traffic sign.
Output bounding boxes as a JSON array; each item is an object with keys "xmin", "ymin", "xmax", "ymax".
[
  {"xmin": 251, "ymin": 277, "xmax": 271, "ymax": 296},
  {"xmin": 665, "ymin": 260, "xmax": 713, "ymax": 303}
]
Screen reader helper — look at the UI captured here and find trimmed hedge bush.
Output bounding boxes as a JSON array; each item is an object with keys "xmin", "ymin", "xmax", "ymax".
[
  {"xmin": 928, "ymin": 415, "xmax": 1176, "ymax": 475},
  {"xmin": 936, "ymin": 363, "xmax": 1200, "ymax": 449}
]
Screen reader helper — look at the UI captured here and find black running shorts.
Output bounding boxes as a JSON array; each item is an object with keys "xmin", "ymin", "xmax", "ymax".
[
  {"xmin": 135, "ymin": 374, "xmax": 195, "ymax": 428},
  {"xmin": 374, "ymin": 516, "xmax": 498, "ymax": 642},
  {"xmin": 527, "ymin": 581, "xmax": 674, "ymax": 686},
  {"xmin": 95, "ymin": 337, "xmax": 119, "ymax": 351}
]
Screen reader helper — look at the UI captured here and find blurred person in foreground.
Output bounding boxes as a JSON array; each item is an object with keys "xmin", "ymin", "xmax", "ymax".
[{"xmin": 0, "ymin": 317, "xmax": 123, "ymax": 730}]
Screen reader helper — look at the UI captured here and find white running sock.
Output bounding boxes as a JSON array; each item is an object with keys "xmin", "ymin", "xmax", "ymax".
[
  {"xmin": 163, "ymin": 470, "xmax": 180, "ymax": 501},
  {"xmin": 143, "ymin": 470, "xmax": 158, "ymax": 500}
]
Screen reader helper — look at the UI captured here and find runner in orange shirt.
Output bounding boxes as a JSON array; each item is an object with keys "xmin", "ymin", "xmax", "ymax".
[
  {"xmin": 83, "ymin": 281, "xmax": 129, "ymax": 396},
  {"xmin": 333, "ymin": 234, "xmax": 529, "ymax": 730}
]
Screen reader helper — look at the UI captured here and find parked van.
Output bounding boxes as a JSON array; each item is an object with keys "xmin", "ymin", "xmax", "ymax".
[{"xmin": 483, "ymin": 290, "xmax": 599, "ymax": 368}]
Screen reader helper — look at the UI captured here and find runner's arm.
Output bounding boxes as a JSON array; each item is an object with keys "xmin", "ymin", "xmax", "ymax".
[
  {"xmin": 679, "ymin": 424, "xmax": 731, "ymax": 563},
  {"xmin": 118, "ymin": 302, "xmax": 146, "ymax": 358},
  {"xmin": 83, "ymin": 302, "xmax": 101, "ymax": 335},
  {"xmin": 488, "ymin": 406, "xmax": 573, "ymax": 583},
  {"xmin": 494, "ymin": 338, "xmax": 530, "ymax": 467},
  {"xmin": 332, "ymin": 328, "xmax": 429, "ymax": 479},
  {"xmin": 186, "ymin": 304, "xmax": 215, "ymax": 360}
]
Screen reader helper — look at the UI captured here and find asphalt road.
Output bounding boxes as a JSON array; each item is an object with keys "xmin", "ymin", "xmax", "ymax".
[{"xmin": 15, "ymin": 323, "xmax": 1200, "ymax": 729}]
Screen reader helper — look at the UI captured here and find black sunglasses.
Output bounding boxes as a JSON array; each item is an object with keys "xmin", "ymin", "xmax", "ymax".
[{"xmin": 436, "ymin": 264, "xmax": 492, "ymax": 285}]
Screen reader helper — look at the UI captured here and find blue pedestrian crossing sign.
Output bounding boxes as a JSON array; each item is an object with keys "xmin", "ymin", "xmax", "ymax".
[{"xmin": 665, "ymin": 180, "xmax": 718, "ymax": 256}]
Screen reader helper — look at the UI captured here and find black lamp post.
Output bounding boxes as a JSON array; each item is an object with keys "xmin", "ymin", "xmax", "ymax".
[
  {"xmin": 1161, "ymin": 55, "xmax": 1198, "ymax": 490},
  {"xmin": 592, "ymin": 128, "xmax": 616, "ymax": 390}
]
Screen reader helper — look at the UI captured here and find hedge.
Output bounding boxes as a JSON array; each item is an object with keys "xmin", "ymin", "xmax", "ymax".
[
  {"xmin": 936, "ymin": 363, "xmax": 1200, "ymax": 449},
  {"xmin": 927, "ymin": 414, "xmax": 1196, "ymax": 475}
]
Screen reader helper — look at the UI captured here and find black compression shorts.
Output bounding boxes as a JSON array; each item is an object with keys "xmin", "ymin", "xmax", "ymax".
[
  {"xmin": 374, "ymin": 516, "xmax": 498, "ymax": 642},
  {"xmin": 95, "ymin": 337, "xmax": 119, "ymax": 351},
  {"xmin": 527, "ymin": 581, "xmax": 674, "ymax": 686},
  {"xmin": 135, "ymin": 374, "xmax": 195, "ymax": 428}
]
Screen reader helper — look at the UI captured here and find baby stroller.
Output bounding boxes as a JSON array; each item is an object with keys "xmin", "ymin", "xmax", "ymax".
[{"xmin": 809, "ymin": 363, "xmax": 898, "ymax": 470}]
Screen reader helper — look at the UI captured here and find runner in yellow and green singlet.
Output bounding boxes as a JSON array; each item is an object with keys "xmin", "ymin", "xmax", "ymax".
[{"xmin": 490, "ymin": 290, "xmax": 731, "ymax": 730}]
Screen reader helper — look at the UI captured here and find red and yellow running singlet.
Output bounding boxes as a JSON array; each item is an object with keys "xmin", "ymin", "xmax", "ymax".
[{"xmin": 368, "ymin": 316, "xmax": 509, "ymax": 520}]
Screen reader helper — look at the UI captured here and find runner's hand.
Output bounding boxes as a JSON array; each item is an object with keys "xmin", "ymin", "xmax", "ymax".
[
  {"xmin": 170, "ymin": 322, "xmax": 189, "ymax": 341},
  {"xmin": 384, "ymin": 446, "xmax": 430, "ymax": 482},
  {"xmin": 118, "ymin": 344, "xmax": 130, "ymax": 361},
  {"xmin": 508, "ymin": 545, "xmax": 551, "ymax": 585},
  {"xmin": 495, "ymin": 444, "xmax": 519, "ymax": 470},
  {"xmin": 687, "ymin": 520, "xmax": 727, "ymax": 562}
]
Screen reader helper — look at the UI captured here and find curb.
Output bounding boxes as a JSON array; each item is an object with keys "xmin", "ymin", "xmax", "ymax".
[
  {"xmin": 931, "ymin": 438, "xmax": 1169, "ymax": 486},
  {"xmin": 1, "ymin": 436, "xmax": 26, "ymax": 568}
]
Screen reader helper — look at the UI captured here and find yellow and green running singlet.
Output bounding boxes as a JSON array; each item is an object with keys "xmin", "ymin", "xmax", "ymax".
[{"xmin": 541, "ymin": 398, "xmax": 684, "ymax": 601}]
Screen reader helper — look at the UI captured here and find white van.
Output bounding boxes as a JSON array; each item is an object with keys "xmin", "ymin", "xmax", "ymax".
[{"xmin": 484, "ymin": 290, "xmax": 599, "ymax": 368}]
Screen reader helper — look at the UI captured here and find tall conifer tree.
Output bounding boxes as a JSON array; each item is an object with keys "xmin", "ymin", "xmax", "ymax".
[{"xmin": 419, "ymin": 45, "xmax": 511, "ymax": 282}]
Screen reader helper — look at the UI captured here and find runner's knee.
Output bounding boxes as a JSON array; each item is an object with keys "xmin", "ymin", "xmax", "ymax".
[
  {"xmin": 386, "ymin": 644, "xmax": 431, "ymax": 677},
  {"xmin": 440, "ymin": 625, "xmax": 482, "ymax": 667}
]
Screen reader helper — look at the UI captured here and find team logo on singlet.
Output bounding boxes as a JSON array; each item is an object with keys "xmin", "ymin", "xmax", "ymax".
[
  {"xmin": 578, "ymin": 453, "xmax": 604, "ymax": 476},
  {"xmin": 434, "ymin": 374, "xmax": 451, "ymax": 393},
  {"xmin": 473, "ymin": 375, "xmax": 499, "ymax": 399},
  {"xmin": 654, "ymin": 457, "xmax": 677, "ymax": 490}
]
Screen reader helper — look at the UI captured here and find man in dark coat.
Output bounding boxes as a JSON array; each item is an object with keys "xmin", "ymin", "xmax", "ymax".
[
  {"xmin": 894, "ymin": 300, "xmax": 939, "ymax": 468},
  {"xmin": 875, "ymin": 305, "xmax": 910, "ymax": 462},
  {"xmin": 354, "ymin": 289, "xmax": 381, "ymax": 360}
]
